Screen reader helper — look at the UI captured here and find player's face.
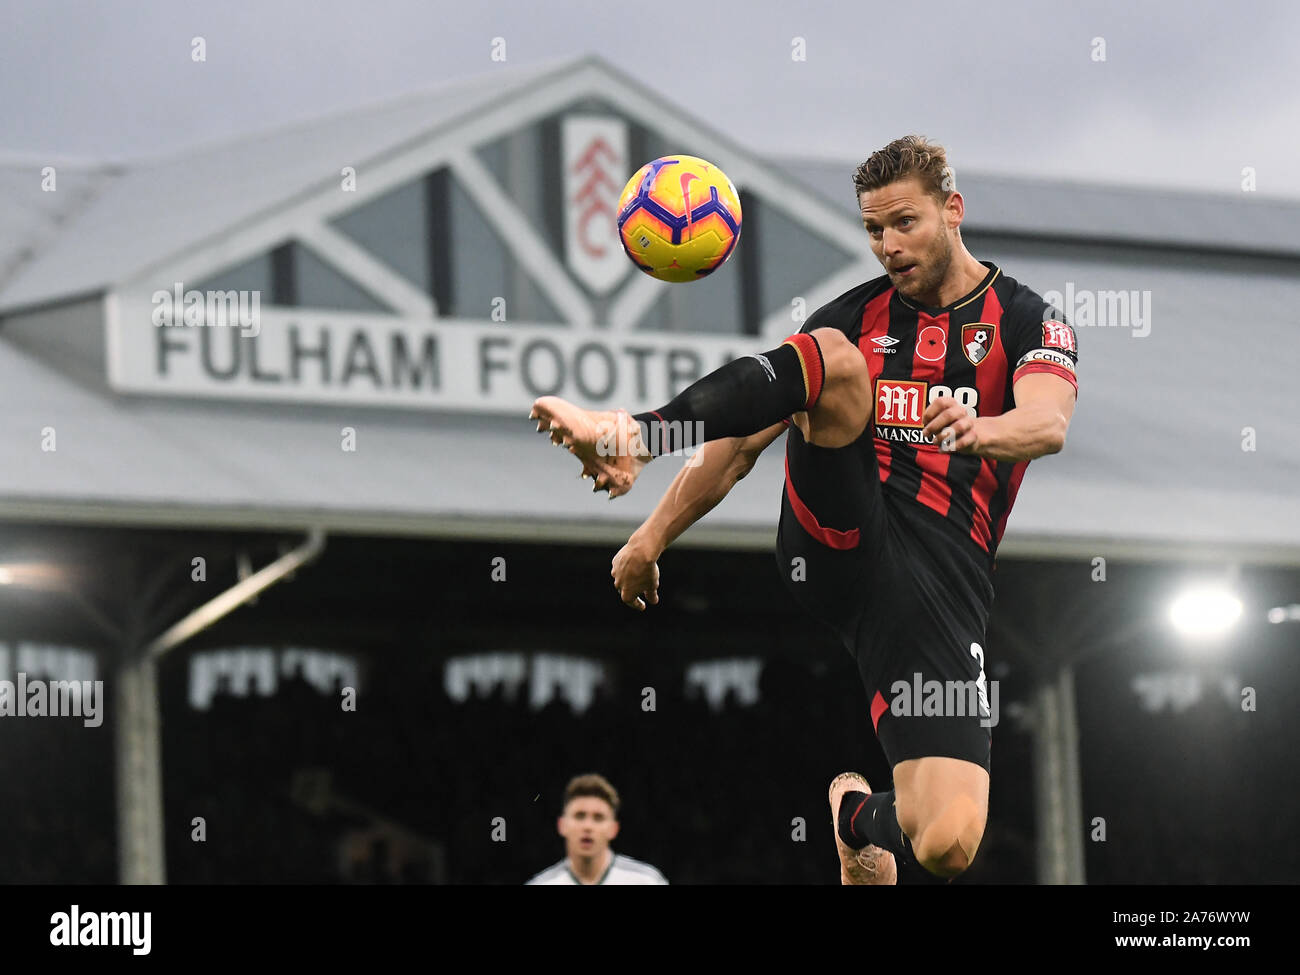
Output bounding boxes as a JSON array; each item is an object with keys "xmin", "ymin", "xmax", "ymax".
[
  {"xmin": 859, "ymin": 178, "xmax": 955, "ymax": 304},
  {"xmin": 557, "ymin": 797, "xmax": 620, "ymax": 861}
]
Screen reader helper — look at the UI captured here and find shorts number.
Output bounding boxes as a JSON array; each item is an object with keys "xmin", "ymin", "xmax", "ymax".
[
  {"xmin": 970, "ymin": 642, "xmax": 990, "ymax": 717},
  {"xmin": 929, "ymin": 385, "xmax": 978, "ymax": 417}
]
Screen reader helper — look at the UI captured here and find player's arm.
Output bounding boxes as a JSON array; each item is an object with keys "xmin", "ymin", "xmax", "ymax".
[
  {"xmin": 922, "ymin": 373, "xmax": 1075, "ymax": 463},
  {"xmin": 611, "ymin": 421, "xmax": 787, "ymax": 610}
]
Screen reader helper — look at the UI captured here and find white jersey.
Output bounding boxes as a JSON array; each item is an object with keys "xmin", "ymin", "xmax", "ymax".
[{"xmin": 526, "ymin": 852, "xmax": 668, "ymax": 885}]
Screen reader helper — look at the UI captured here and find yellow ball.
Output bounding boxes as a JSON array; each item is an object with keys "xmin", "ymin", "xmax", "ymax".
[{"xmin": 616, "ymin": 155, "xmax": 743, "ymax": 283}]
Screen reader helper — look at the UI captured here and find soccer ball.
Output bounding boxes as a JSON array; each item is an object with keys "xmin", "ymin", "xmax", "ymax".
[{"xmin": 616, "ymin": 155, "xmax": 742, "ymax": 283}]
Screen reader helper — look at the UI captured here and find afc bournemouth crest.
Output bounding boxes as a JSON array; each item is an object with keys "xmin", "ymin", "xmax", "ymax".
[{"xmin": 962, "ymin": 323, "xmax": 995, "ymax": 365}]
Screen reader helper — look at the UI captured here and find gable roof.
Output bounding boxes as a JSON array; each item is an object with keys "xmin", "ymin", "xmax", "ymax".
[
  {"xmin": 7, "ymin": 56, "xmax": 1300, "ymax": 318},
  {"xmin": 0, "ymin": 154, "xmax": 123, "ymax": 294},
  {"xmin": 0, "ymin": 57, "xmax": 574, "ymax": 314}
]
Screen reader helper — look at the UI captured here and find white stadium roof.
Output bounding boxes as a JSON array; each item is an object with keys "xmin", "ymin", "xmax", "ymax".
[
  {"xmin": 0, "ymin": 153, "xmax": 122, "ymax": 295},
  {"xmin": 776, "ymin": 158, "xmax": 1300, "ymax": 257},
  {"xmin": 1, "ymin": 56, "xmax": 1296, "ymax": 562},
  {"xmin": 0, "ymin": 59, "xmax": 566, "ymax": 314}
]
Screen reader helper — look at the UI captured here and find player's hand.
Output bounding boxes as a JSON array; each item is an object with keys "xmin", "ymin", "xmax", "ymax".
[
  {"xmin": 611, "ymin": 538, "xmax": 660, "ymax": 611},
  {"xmin": 922, "ymin": 396, "xmax": 982, "ymax": 455}
]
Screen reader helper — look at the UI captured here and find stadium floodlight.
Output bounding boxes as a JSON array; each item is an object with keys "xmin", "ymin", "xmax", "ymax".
[
  {"xmin": 1267, "ymin": 604, "xmax": 1300, "ymax": 624},
  {"xmin": 0, "ymin": 562, "xmax": 64, "ymax": 588},
  {"xmin": 1169, "ymin": 586, "xmax": 1243, "ymax": 639}
]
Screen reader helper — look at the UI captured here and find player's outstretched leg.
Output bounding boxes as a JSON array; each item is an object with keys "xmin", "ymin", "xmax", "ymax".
[
  {"xmin": 530, "ymin": 327, "xmax": 872, "ymax": 496},
  {"xmin": 828, "ymin": 772, "xmax": 898, "ymax": 885}
]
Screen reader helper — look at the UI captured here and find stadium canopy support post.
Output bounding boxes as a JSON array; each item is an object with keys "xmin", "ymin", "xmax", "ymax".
[
  {"xmin": 115, "ymin": 650, "xmax": 166, "ymax": 885},
  {"xmin": 1032, "ymin": 663, "xmax": 1086, "ymax": 885},
  {"xmin": 115, "ymin": 527, "xmax": 327, "ymax": 885}
]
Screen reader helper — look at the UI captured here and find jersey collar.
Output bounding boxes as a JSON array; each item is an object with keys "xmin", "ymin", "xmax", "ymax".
[
  {"xmin": 566, "ymin": 850, "xmax": 616, "ymax": 885},
  {"xmin": 895, "ymin": 260, "xmax": 1000, "ymax": 315}
]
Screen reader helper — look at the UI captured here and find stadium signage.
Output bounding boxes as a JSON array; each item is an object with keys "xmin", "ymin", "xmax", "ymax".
[
  {"xmin": 109, "ymin": 295, "xmax": 763, "ymax": 414},
  {"xmin": 562, "ymin": 116, "xmax": 629, "ymax": 294}
]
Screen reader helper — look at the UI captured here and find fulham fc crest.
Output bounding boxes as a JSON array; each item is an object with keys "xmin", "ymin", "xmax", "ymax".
[{"xmin": 962, "ymin": 323, "xmax": 995, "ymax": 365}]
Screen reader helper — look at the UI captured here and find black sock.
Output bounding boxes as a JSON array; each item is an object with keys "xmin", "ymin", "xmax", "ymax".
[
  {"xmin": 837, "ymin": 789, "xmax": 950, "ymax": 885},
  {"xmin": 632, "ymin": 333, "xmax": 824, "ymax": 457},
  {"xmin": 836, "ymin": 790, "xmax": 872, "ymax": 850}
]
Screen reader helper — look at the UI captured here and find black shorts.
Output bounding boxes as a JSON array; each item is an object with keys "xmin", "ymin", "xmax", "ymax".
[{"xmin": 774, "ymin": 422, "xmax": 997, "ymax": 772}]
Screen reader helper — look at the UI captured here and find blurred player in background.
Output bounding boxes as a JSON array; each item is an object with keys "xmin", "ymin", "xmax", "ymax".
[
  {"xmin": 531, "ymin": 136, "xmax": 1078, "ymax": 885},
  {"xmin": 525, "ymin": 773, "xmax": 668, "ymax": 885}
]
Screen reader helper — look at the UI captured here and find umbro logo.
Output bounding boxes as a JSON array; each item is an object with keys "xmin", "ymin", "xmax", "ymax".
[{"xmin": 870, "ymin": 335, "xmax": 900, "ymax": 355}]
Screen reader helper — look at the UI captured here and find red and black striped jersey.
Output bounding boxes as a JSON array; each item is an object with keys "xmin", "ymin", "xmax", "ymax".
[{"xmin": 799, "ymin": 261, "xmax": 1078, "ymax": 558}]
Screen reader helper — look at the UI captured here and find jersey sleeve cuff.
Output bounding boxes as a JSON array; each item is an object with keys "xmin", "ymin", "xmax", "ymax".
[{"xmin": 1012, "ymin": 362, "xmax": 1078, "ymax": 394}]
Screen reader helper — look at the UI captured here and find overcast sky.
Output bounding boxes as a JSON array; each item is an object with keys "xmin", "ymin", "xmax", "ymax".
[{"xmin": 4, "ymin": 0, "xmax": 1298, "ymax": 199}]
